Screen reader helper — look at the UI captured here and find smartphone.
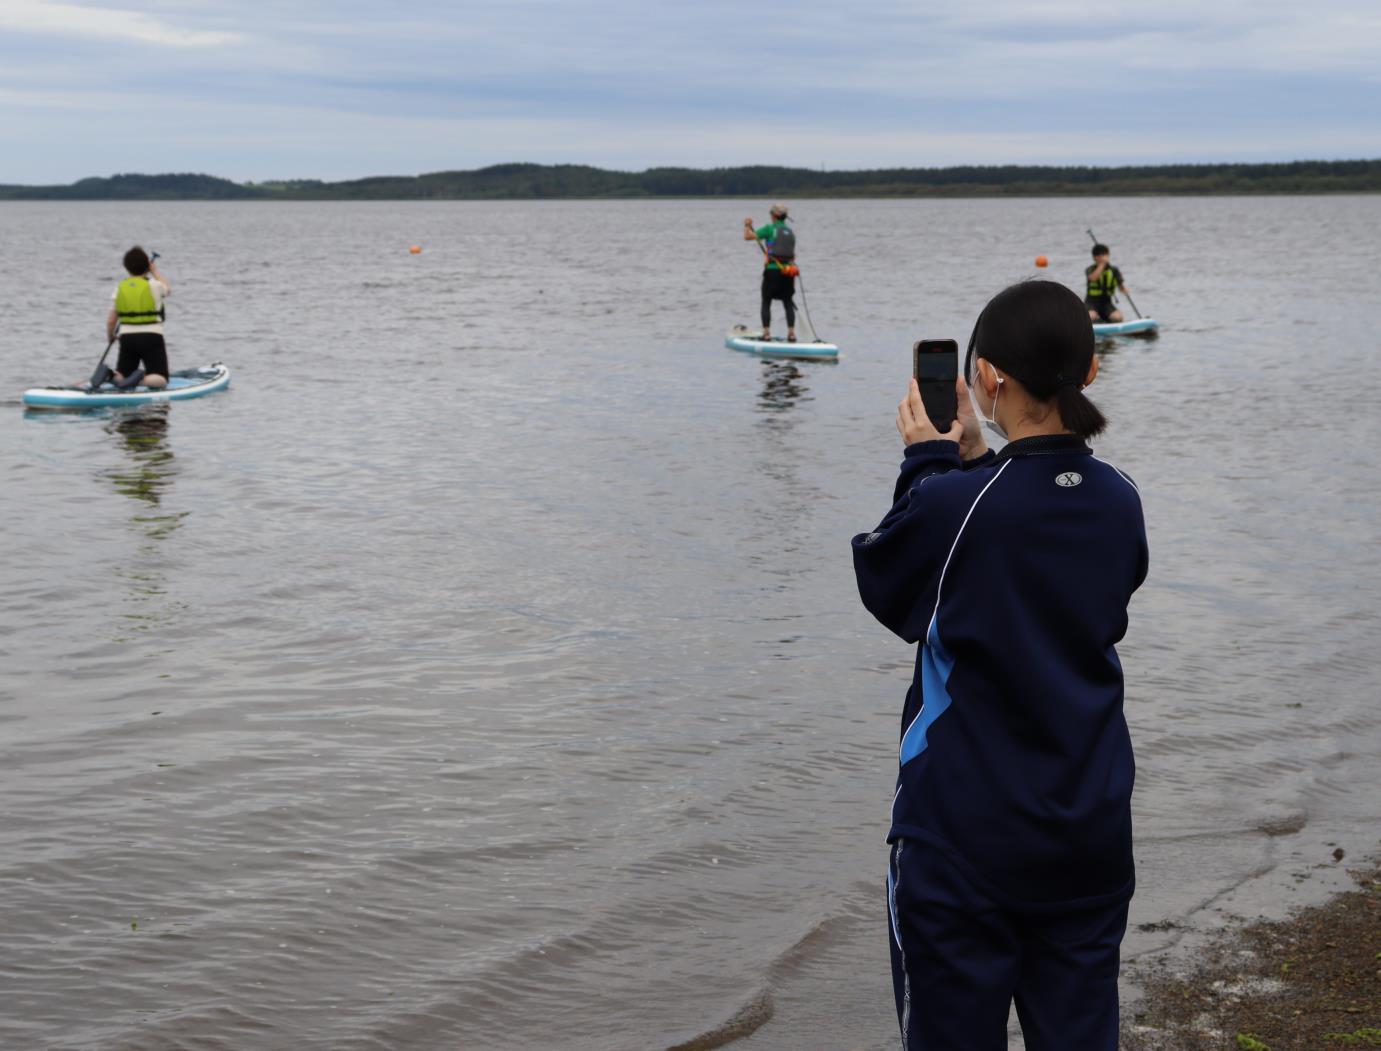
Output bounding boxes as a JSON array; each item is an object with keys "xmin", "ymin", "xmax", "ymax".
[{"xmin": 912, "ymin": 339, "xmax": 959, "ymax": 430}]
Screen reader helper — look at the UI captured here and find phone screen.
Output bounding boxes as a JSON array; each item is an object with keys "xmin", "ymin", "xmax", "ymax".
[{"xmin": 913, "ymin": 339, "xmax": 959, "ymax": 430}]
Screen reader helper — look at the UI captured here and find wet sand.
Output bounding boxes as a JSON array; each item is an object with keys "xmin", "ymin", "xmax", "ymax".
[{"xmin": 1124, "ymin": 855, "xmax": 1380, "ymax": 1049}]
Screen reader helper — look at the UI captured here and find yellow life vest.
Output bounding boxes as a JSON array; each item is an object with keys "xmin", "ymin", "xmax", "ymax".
[
  {"xmin": 115, "ymin": 277, "xmax": 164, "ymax": 326},
  {"xmin": 1086, "ymin": 266, "xmax": 1118, "ymax": 298}
]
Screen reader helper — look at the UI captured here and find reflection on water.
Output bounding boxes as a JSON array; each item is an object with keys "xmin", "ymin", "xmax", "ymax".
[
  {"xmin": 1095, "ymin": 328, "xmax": 1158, "ymax": 368},
  {"xmin": 107, "ymin": 406, "xmax": 177, "ymax": 511},
  {"xmin": 104, "ymin": 406, "xmax": 187, "ymax": 640},
  {"xmin": 756, "ymin": 361, "xmax": 811, "ymax": 415},
  {"xmin": 748, "ymin": 362, "xmax": 824, "ymax": 607}
]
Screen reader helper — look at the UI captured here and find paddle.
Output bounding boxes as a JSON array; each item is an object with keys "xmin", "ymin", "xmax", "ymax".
[
  {"xmin": 1086, "ymin": 228, "xmax": 1143, "ymax": 319},
  {"xmin": 88, "ymin": 332, "xmax": 118, "ymax": 388}
]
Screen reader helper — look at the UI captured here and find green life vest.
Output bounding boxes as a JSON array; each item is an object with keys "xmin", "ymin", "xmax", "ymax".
[
  {"xmin": 1086, "ymin": 265, "xmax": 1118, "ymax": 298},
  {"xmin": 115, "ymin": 276, "xmax": 164, "ymax": 326}
]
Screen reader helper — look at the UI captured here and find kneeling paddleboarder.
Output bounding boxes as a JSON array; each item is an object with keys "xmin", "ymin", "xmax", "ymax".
[
  {"xmin": 105, "ymin": 247, "xmax": 170, "ymax": 390},
  {"xmin": 1085, "ymin": 242, "xmax": 1130, "ymax": 324}
]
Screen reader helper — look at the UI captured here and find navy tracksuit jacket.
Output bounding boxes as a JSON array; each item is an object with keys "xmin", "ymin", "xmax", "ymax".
[
  {"xmin": 853, "ymin": 434, "xmax": 1147, "ymax": 909},
  {"xmin": 853, "ymin": 433, "xmax": 1147, "ymax": 1049}
]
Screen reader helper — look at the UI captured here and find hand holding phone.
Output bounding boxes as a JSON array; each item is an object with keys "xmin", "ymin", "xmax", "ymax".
[
  {"xmin": 898, "ymin": 379, "xmax": 961, "ymax": 447},
  {"xmin": 912, "ymin": 339, "xmax": 959, "ymax": 430}
]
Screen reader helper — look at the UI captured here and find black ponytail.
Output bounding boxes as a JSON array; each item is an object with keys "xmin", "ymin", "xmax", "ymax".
[
  {"xmin": 965, "ymin": 280, "xmax": 1107, "ymax": 441},
  {"xmin": 1054, "ymin": 383, "xmax": 1107, "ymax": 440}
]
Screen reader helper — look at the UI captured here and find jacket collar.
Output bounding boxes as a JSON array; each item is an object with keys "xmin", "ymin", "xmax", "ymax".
[{"xmin": 994, "ymin": 433, "xmax": 1091, "ymax": 461}]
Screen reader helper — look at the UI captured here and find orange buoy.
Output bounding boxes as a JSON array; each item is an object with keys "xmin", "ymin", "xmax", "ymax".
[
  {"xmin": 409, "ymin": 245, "xmax": 422, "ymax": 254},
  {"xmin": 1035, "ymin": 254, "xmax": 1049, "ymax": 268}
]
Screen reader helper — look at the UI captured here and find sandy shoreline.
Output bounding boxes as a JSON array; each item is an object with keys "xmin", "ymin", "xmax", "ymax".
[{"xmin": 1123, "ymin": 855, "xmax": 1380, "ymax": 1049}]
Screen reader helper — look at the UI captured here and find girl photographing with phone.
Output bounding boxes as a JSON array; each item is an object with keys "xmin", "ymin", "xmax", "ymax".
[{"xmin": 851, "ymin": 280, "xmax": 1148, "ymax": 1051}]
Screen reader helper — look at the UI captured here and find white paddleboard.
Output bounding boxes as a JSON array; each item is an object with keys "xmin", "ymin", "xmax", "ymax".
[
  {"xmin": 23, "ymin": 363, "xmax": 231, "ymax": 409},
  {"xmin": 1092, "ymin": 318, "xmax": 1158, "ymax": 337},
  {"xmin": 725, "ymin": 327, "xmax": 839, "ymax": 360}
]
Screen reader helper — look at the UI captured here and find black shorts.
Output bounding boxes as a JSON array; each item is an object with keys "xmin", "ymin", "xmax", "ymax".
[
  {"xmin": 1085, "ymin": 296, "xmax": 1117, "ymax": 321},
  {"xmin": 761, "ymin": 268, "xmax": 796, "ymax": 302},
  {"xmin": 116, "ymin": 332, "xmax": 169, "ymax": 378}
]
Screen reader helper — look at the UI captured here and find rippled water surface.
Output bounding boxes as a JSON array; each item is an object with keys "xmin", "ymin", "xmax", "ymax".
[{"xmin": 2, "ymin": 198, "xmax": 1380, "ymax": 1050}]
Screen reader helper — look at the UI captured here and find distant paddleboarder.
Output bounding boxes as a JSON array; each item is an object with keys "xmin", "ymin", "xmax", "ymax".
[
  {"xmin": 743, "ymin": 204, "xmax": 797, "ymax": 343},
  {"xmin": 105, "ymin": 247, "xmax": 170, "ymax": 390},
  {"xmin": 1085, "ymin": 243, "xmax": 1130, "ymax": 325}
]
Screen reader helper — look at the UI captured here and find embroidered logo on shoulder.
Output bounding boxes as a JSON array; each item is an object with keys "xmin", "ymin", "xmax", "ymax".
[{"xmin": 1055, "ymin": 472, "xmax": 1083, "ymax": 488}]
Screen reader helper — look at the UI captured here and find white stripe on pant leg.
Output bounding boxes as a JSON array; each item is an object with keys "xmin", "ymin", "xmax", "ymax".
[
  {"xmin": 888, "ymin": 846, "xmax": 903, "ymax": 952},
  {"xmin": 889, "ymin": 839, "xmax": 912, "ymax": 1047}
]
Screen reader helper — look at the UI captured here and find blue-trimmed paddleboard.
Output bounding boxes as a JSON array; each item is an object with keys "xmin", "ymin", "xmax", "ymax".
[
  {"xmin": 23, "ymin": 363, "xmax": 230, "ymax": 409},
  {"xmin": 1092, "ymin": 317, "xmax": 1158, "ymax": 337},
  {"xmin": 726, "ymin": 327, "xmax": 838, "ymax": 360}
]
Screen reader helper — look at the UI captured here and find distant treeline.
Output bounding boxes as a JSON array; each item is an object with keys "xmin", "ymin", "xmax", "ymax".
[{"xmin": 2, "ymin": 160, "xmax": 1379, "ymax": 200}]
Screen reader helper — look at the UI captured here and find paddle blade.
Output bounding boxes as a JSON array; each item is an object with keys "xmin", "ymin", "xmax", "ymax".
[{"xmin": 89, "ymin": 363, "xmax": 113, "ymax": 389}]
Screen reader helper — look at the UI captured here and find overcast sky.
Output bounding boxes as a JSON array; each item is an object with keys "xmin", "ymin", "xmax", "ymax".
[{"xmin": 1, "ymin": 0, "xmax": 1378, "ymax": 183}]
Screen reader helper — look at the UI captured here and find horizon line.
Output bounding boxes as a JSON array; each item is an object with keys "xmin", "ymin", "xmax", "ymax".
[{"xmin": 3, "ymin": 156, "xmax": 1380, "ymax": 189}]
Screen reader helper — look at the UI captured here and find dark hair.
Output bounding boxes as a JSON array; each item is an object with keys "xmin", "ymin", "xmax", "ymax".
[
  {"xmin": 123, "ymin": 246, "xmax": 150, "ymax": 275},
  {"xmin": 1091, "ymin": 243, "xmax": 1109, "ymax": 257},
  {"xmin": 964, "ymin": 280, "xmax": 1107, "ymax": 440}
]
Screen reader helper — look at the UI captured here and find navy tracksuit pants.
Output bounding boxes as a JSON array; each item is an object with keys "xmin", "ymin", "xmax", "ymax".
[{"xmin": 887, "ymin": 839, "xmax": 1128, "ymax": 1051}]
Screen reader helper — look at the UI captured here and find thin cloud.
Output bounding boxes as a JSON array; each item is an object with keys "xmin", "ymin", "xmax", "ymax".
[
  {"xmin": 0, "ymin": 0, "xmax": 244, "ymax": 48},
  {"xmin": 0, "ymin": 87, "xmax": 119, "ymax": 111},
  {"xmin": 0, "ymin": 0, "xmax": 1377, "ymax": 182}
]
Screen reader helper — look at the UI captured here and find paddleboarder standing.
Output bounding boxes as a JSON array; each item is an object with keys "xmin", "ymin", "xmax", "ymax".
[
  {"xmin": 1085, "ymin": 243, "xmax": 1128, "ymax": 324},
  {"xmin": 106, "ymin": 247, "xmax": 170, "ymax": 390},
  {"xmin": 743, "ymin": 204, "xmax": 797, "ymax": 343}
]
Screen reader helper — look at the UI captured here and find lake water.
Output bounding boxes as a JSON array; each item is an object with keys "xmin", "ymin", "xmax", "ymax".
[{"xmin": 2, "ymin": 197, "xmax": 1379, "ymax": 1050}]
